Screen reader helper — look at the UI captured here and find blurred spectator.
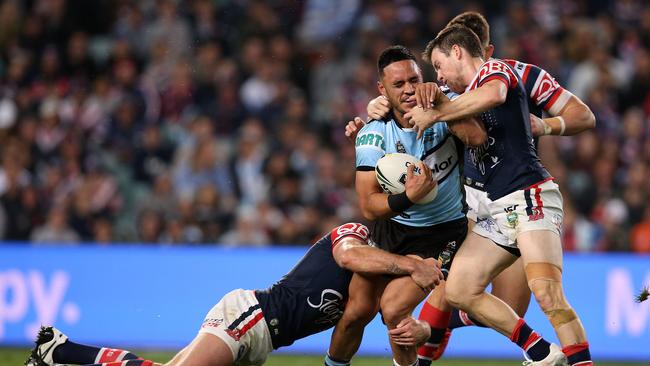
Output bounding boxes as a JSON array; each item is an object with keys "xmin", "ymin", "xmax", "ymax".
[
  {"xmin": 31, "ymin": 206, "xmax": 80, "ymax": 244},
  {"xmin": 0, "ymin": 1, "xmax": 647, "ymax": 250}
]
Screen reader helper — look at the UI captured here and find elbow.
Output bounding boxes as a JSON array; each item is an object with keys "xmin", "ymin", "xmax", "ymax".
[
  {"xmin": 360, "ymin": 205, "xmax": 379, "ymax": 221},
  {"xmin": 469, "ymin": 130, "xmax": 487, "ymax": 146},
  {"xmin": 583, "ymin": 108, "xmax": 596, "ymax": 130},
  {"xmin": 489, "ymin": 86, "xmax": 507, "ymax": 107},
  {"xmin": 336, "ymin": 248, "xmax": 359, "ymax": 271}
]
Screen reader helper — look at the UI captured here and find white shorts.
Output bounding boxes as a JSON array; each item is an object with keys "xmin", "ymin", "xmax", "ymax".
[
  {"xmin": 199, "ymin": 289, "xmax": 273, "ymax": 366},
  {"xmin": 471, "ymin": 179, "xmax": 564, "ymax": 248}
]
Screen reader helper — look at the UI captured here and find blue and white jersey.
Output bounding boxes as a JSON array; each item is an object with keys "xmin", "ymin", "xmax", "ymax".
[{"xmin": 355, "ymin": 116, "xmax": 465, "ymax": 227}]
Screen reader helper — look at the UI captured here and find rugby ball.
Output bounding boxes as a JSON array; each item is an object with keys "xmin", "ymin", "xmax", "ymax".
[{"xmin": 375, "ymin": 153, "xmax": 438, "ymax": 204}]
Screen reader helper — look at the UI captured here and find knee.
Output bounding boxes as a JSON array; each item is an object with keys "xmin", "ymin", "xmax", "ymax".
[
  {"xmin": 379, "ymin": 297, "xmax": 412, "ymax": 327},
  {"xmin": 340, "ymin": 298, "xmax": 378, "ymax": 327},
  {"xmin": 529, "ymin": 278, "xmax": 564, "ymax": 310},
  {"xmin": 444, "ymin": 280, "xmax": 472, "ymax": 310}
]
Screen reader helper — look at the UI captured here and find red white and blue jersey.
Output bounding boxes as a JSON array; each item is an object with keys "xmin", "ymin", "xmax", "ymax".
[
  {"xmin": 254, "ymin": 223, "xmax": 369, "ymax": 349},
  {"xmin": 503, "ymin": 59, "xmax": 571, "ymax": 117},
  {"xmin": 463, "ymin": 60, "xmax": 570, "ymax": 194},
  {"xmin": 463, "ymin": 58, "xmax": 550, "ymax": 200}
]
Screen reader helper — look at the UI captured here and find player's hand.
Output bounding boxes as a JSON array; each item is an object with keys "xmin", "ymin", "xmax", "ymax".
[
  {"xmin": 404, "ymin": 106, "xmax": 440, "ymax": 139},
  {"xmin": 344, "ymin": 117, "xmax": 365, "ymax": 143},
  {"xmin": 410, "ymin": 257, "xmax": 443, "ymax": 293},
  {"xmin": 367, "ymin": 95, "xmax": 390, "ymax": 120},
  {"xmin": 404, "ymin": 162, "xmax": 437, "ymax": 204},
  {"xmin": 415, "ymin": 82, "xmax": 441, "ymax": 110},
  {"xmin": 529, "ymin": 113, "xmax": 550, "ymax": 137},
  {"xmin": 389, "ymin": 316, "xmax": 432, "ymax": 347}
]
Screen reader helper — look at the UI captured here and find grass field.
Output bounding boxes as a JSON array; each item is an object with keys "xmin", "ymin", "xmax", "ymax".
[{"xmin": 3, "ymin": 349, "xmax": 648, "ymax": 366}]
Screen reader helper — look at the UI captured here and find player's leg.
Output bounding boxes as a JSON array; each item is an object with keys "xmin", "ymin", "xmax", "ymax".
[
  {"xmin": 449, "ymin": 258, "xmax": 531, "ymax": 330},
  {"xmin": 326, "ymin": 273, "xmax": 389, "ymax": 365},
  {"xmin": 416, "ymin": 283, "xmax": 452, "ymax": 365},
  {"xmin": 25, "ymin": 326, "xmax": 155, "ymax": 366},
  {"xmin": 164, "ymin": 333, "xmax": 233, "ymax": 366},
  {"xmin": 445, "ymin": 232, "xmax": 564, "ymax": 364},
  {"xmin": 517, "ymin": 230, "xmax": 592, "ymax": 366},
  {"xmin": 509, "ymin": 180, "xmax": 591, "ymax": 365},
  {"xmin": 491, "ymin": 258, "xmax": 531, "ymax": 317},
  {"xmin": 379, "ymin": 274, "xmax": 432, "ymax": 366}
]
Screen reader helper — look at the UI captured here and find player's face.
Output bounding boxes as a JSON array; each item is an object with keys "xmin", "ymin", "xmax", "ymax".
[
  {"xmin": 379, "ymin": 60, "xmax": 423, "ymax": 114},
  {"xmin": 430, "ymin": 47, "xmax": 465, "ymax": 94}
]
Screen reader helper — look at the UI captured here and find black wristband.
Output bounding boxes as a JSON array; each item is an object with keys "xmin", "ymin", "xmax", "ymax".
[{"xmin": 387, "ymin": 191, "xmax": 414, "ymax": 213}]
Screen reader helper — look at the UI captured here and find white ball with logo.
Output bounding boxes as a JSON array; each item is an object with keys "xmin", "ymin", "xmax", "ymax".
[{"xmin": 375, "ymin": 153, "xmax": 438, "ymax": 204}]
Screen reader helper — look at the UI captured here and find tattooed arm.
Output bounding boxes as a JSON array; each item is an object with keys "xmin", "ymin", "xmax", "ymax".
[{"xmin": 333, "ymin": 236, "xmax": 443, "ymax": 292}]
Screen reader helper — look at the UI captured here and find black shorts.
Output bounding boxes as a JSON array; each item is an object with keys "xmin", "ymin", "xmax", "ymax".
[{"xmin": 370, "ymin": 217, "xmax": 468, "ymax": 275}]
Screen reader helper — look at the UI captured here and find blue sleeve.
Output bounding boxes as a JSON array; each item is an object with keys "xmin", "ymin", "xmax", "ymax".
[{"xmin": 355, "ymin": 123, "xmax": 386, "ymax": 170}]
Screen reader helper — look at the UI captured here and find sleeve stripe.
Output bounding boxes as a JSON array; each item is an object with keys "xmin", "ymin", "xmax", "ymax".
[
  {"xmin": 356, "ymin": 166, "xmax": 376, "ymax": 171},
  {"xmin": 332, "ymin": 232, "xmax": 368, "ymax": 248},
  {"xmin": 480, "ymin": 74, "xmax": 510, "ymax": 89},
  {"xmin": 546, "ymin": 89, "xmax": 572, "ymax": 115}
]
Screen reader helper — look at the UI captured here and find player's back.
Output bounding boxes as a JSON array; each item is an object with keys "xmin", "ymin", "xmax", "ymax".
[{"xmin": 254, "ymin": 227, "xmax": 354, "ymax": 349}]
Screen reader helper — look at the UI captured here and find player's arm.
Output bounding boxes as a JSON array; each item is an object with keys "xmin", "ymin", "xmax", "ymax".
[
  {"xmin": 332, "ymin": 233, "xmax": 442, "ymax": 291},
  {"xmin": 405, "ymin": 80, "xmax": 505, "ymax": 137},
  {"xmin": 533, "ymin": 93, "xmax": 595, "ymax": 136},
  {"xmin": 429, "ymin": 89, "xmax": 487, "ymax": 146},
  {"xmin": 356, "ymin": 163, "xmax": 435, "ymax": 221}
]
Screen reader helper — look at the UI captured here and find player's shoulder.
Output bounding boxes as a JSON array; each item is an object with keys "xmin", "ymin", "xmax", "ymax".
[
  {"xmin": 330, "ymin": 223, "xmax": 370, "ymax": 246},
  {"xmin": 356, "ymin": 120, "xmax": 387, "ymax": 149},
  {"xmin": 440, "ymin": 85, "xmax": 460, "ymax": 101}
]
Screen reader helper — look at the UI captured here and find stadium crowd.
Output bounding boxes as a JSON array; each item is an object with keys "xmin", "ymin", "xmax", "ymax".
[{"xmin": 0, "ymin": 0, "xmax": 648, "ymax": 252}]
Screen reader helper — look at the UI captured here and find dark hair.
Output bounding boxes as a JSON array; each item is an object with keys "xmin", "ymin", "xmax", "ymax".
[
  {"xmin": 377, "ymin": 45, "xmax": 417, "ymax": 77},
  {"xmin": 423, "ymin": 25, "xmax": 484, "ymax": 63},
  {"xmin": 447, "ymin": 12, "xmax": 490, "ymax": 49}
]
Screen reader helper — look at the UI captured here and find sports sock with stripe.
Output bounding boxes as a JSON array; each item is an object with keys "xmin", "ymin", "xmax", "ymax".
[
  {"xmin": 53, "ymin": 343, "xmax": 140, "ymax": 365},
  {"xmin": 416, "ymin": 302, "xmax": 451, "ymax": 365},
  {"xmin": 80, "ymin": 360, "xmax": 154, "ymax": 366},
  {"xmin": 563, "ymin": 342, "xmax": 592, "ymax": 366},
  {"xmin": 324, "ymin": 353, "xmax": 351, "ymax": 366},
  {"xmin": 448, "ymin": 309, "xmax": 486, "ymax": 329},
  {"xmin": 509, "ymin": 319, "xmax": 551, "ymax": 361}
]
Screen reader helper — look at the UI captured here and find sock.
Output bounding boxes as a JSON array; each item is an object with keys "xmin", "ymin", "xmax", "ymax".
[
  {"xmin": 509, "ymin": 319, "xmax": 551, "ymax": 361},
  {"xmin": 393, "ymin": 358, "xmax": 419, "ymax": 366},
  {"xmin": 448, "ymin": 309, "xmax": 486, "ymax": 329},
  {"xmin": 324, "ymin": 354, "xmax": 351, "ymax": 366},
  {"xmin": 416, "ymin": 302, "xmax": 451, "ymax": 365},
  {"xmin": 82, "ymin": 361, "xmax": 154, "ymax": 366},
  {"xmin": 563, "ymin": 342, "xmax": 592, "ymax": 366},
  {"xmin": 53, "ymin": 342, "xmax": 140, "ymax": 364}
]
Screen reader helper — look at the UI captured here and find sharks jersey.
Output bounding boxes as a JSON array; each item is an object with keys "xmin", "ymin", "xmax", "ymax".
[{"xmin": 355, "ymin": 117, "xmax": 465, "ymax": 227}]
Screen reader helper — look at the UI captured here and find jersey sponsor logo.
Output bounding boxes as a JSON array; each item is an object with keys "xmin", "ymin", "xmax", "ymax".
[
  {"xmin": 355, "ymin": 132, "xmax": 385, "ymax": 150},
  {"xmin": 395, "ymin": 140, "xmax": 406, "ymax": 153},
  {"xmin": 201, "ymin": 318, "xmax": 224, "ymax": 329},
  {"xmin": 307, "ymin": 289, "xmax": 345, "ymax": 325},
  {"xmin": 422, "ymin": 137, "xmax": 458, "ymax": 182}
]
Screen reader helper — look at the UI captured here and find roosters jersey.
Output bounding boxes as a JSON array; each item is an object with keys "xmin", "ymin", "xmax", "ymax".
[
  {"xmin": 254, "ymin": 223, "xmax": 368, "ymax": 349},
  {"xmin": 355, "ymin": 117, "xmax": 465, "ymax": 227},
  {"xmin": 463, "ymin": 58, "xmax": 550, "ymax": 200},
  {"xmin": 463, "ymin": 60, "xmax": 569, "ymax": 193}
]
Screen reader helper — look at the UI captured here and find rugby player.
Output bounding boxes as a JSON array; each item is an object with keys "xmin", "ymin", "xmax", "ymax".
[
  {"xmin": 405, "ymin": 25, "xmax": 592, "ymax": 365},
  {"xmin": 326, "ymin": 46, "xmax": 486, "ymax": 366},
  {"xmin": 351, "ymin": 12, "xmax": 595, "ymax": 364},
  {"xmin": 25, "ymin": 223, "xmax": 442, "ymax": 366}
]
